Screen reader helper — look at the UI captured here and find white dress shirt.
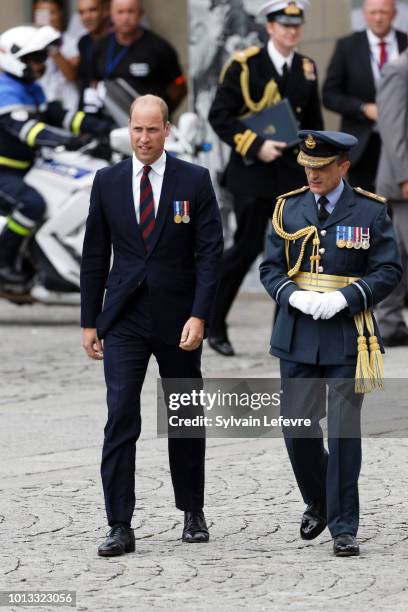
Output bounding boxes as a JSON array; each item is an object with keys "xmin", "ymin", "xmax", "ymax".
[
  {"xmin": 132, "ymin": 151, "xmax": 166, "ymax": 222},
  {"xmin": 366, "ymin": 28, "xmax": 399, "ymax": 85},
  {"xmin": 39, "ymin": 32, "xmax": 80, "ymax": 112},
  {"xmin": 267, "ymin": 40, "xmax": 295, "ymax": 75}
]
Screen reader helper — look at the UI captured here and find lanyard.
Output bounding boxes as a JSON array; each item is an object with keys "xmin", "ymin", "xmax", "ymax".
[{"xmin": 104, "ymin": 33, "xmax": 129, "ymax": 78}]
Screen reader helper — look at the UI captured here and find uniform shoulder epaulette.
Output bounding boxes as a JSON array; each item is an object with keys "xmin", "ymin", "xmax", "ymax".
[
  {"xmin": 232, "ymin": 46, "xmax": 261, "ymax": 64},
  {"xmin": 219, "ymin": 46, "xmax": 261, "ymax": 82},
  {"xmin": 277, "ymin": 186, "xmax": 310, "ymax": 199},
  {"xmin": 353, "ymin": 187, "xmax": 387, "ymax": 203}
]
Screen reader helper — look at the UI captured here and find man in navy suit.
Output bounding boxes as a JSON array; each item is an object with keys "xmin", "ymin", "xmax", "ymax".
[
  {"xmin": 80, "ymin": 94, "xmax": 223, "ymax": 556},
  {"xmin": 260, "ymin": 130, "xmax": 401, "ymax": 557},
  {"xmin": 323, "ymin": 0, "xmax": 407, "ymax": 193}
]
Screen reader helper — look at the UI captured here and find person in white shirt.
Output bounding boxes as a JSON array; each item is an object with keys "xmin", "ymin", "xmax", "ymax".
[
  {"xmin": 34, "ymin": 0, "xmax": 81, "ymax": 112},
  {"xmin": 323, "ymin": 0, "xmax": 407, "ymax": 193},
  {"xmin": 81, "ymin": 94, "xmax": 223, "ymax": 556}
]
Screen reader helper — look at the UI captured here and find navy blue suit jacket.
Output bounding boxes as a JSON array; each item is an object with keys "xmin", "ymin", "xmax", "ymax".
[
  {"xmin": 80, "ymin": 153, "xmax": 223, "ymax": 343},
  {"xmin": 260, "ymin": 182, "xmax": 402, "ymax": 365},
  {"xmin": 322, "ymin": 30, "xmax": 408, "ymax": 164}
]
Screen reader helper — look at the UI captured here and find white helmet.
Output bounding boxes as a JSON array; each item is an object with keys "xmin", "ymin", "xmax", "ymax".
[{"xmin": 0, "ymin": 25, "xmax": 60, "ymax": 78}]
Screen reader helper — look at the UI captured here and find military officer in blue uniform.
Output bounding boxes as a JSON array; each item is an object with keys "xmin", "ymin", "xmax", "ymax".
[{"xmin": 260, "ymin": 130, "xmax": 402, "ymax": 556}]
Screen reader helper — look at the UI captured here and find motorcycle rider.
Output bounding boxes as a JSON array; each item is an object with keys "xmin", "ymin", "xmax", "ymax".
[{"xmin": 0, "ymin": 24, "xmax": 111, "ymax": 285}]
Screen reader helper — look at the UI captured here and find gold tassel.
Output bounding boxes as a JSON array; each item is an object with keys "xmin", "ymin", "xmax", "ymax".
[
  {"xmin": 354, "ymin": 312, "xmax": 373, "ymax": 394},
  {"xmin": 364, "ymin": 311, "xmax": 384, "ymax": 390}
]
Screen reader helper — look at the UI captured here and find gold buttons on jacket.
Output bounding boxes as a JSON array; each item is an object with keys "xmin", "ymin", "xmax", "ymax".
[
  {"xmin": 318, "ymin": 266, "xmax": 324, "ymax": 273},
  {"xmin": 320, "ymin": 229, "xmax": 327, "ymax": 236},
  {"xmin": 319, "ymin": 247, "xmax": 325, "ymax": 254}
]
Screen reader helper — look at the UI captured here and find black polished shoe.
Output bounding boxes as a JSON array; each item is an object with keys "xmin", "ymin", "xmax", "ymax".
[
  {"xmin": 182, "ymin": 510, "xmax": 209, "ymax": 543},
  {"xmin": 333, "ymin": 533, "xmax": 360, "ymax": 557},
  {"xmin": 300, "ymin": 499, "xmax": 327, "ymax": 540},
  {"xmin": 208, "ymin": 334, "xmax": 235, "ymax": 356},
  {"xmin": 0, "ymin": 265, "xmax": 30, "ymax": 286},
  {"xmin": 382, "ymin": 332, "xmax": 408, "ymax": 347},
  {"xmin": 98, "ymin": 523, "xmax": 135, "ymax": 557}
]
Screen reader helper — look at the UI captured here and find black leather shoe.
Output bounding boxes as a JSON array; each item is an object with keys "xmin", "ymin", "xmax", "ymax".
[
  {"xmin": 98, "ymin": 523, "xmax": 135, "ymax": 557},
  {"xmin": 182, "ymin": 510, "xmax": 209, "ymax": 543},
  {"xmin": 300, "ymin": 499, "xmax": 327, "ymax": 540},
  {"xmin": 0, "ymin": 265, "xmax": 30, "ymax": 286},
  {"xmin": 208, "ymin": 334, "xmax": 235, "ymax": 356},
  {"xmin": 382, "ymin": 332, "xmax": 408, "ymax": 347},
  {"xmin": 333, "ymin": 533, "xmax": 360, "ymax": 557}
]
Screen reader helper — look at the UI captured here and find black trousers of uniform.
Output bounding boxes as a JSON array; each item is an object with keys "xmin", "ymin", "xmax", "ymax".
[
  {"xmin": 348, "ymin": 132, "xmax": 381, "ymax": 194},
  {"xmin": 101, "ymin": 287, "xmax": 205, "ymax": 526},
  {"xmin": 210, "ymin": 194, "xmax": 273, "ymax": 336},
  {"xmin": 280, "ymin": 360, "xmax": 363, "ymax": 538}
]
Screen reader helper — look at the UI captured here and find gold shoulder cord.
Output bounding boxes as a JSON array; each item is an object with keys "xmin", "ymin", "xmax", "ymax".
[
  {"xmin": 220, "ymin": 47, "xmax": 281, "ymax": 113},
  {"xmin": 272, "ymin": 196, "xmax": 321, "ymax": 277},
  {"xmin": 239, "ymin": 62, "xmax": 281, "ymax": 112},
  {"xmin": 219, "ymin": 46, "xmax": 260, "ymax": 83}
]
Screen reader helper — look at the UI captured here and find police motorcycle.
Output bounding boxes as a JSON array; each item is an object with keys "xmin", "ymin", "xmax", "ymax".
[{"xmin": 0, "ymin": 77, "xmax": 209, "ymax": 306}]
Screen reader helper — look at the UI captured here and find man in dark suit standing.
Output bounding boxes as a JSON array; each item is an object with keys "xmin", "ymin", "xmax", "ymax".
[
  {"xmin": 260, "ymin": 130, "xmax": 402, "ymax": 557},
  {"xmin": 323, "ymin": 0, "xmax": 407, "ymax": 193},
  {"xmin": 80, "ymin": 94, "xmax": 223, "ymax": 556},
  {"xmin": 207, "ymin": 0, "xmax": 323, "ymax": 357}
]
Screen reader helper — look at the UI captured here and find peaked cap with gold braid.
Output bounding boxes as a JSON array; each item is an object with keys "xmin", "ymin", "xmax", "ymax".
[
  {"xmin": 259, "ymin": 0, "xmax": 310, "ymax": 25},
  {"xmin": 297, "ymin": 129, "xmax": 358, "ymax": 168}
]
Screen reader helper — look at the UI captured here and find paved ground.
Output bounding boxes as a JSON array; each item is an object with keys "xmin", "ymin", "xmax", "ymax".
[{"xmin": 0, "ymin": 292, "xmax": 408, "ymax": 612}]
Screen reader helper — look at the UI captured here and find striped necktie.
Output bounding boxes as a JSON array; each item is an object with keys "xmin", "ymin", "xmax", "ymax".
[
  {"xmin": 139, "ymin": 165, "xmax": 155, "ymax": 250},
  {"xmin": 318, "ymin": 195, "xmax": 330, "ymax": 222}
]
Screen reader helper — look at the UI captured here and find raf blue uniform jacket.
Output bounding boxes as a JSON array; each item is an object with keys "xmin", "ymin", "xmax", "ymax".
[
  {"xmin": 260, "ymin": 182, "xmax": 402, "ymax": 365},
  {"xmin": 80, "ymin": 153, "xmax": 223, "ymax": 344}
]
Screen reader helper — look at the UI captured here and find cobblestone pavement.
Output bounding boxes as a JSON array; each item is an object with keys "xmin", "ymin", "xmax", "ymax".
[{"xmin": 1, "ymin": 292, "xmax": 408, "ymax": 612}]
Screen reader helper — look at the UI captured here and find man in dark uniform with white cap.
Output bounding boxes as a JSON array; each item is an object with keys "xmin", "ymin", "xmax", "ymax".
[
  {"xmin": 260, "ymin": 130, "xmax": 402, "ymax": 556},
  {"xmin": 208, "ymin": 0, "xmax": 323, "ymax": 356}
]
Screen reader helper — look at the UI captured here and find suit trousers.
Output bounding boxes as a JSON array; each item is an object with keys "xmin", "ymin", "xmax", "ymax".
[
  {"xmin": 280, "ymin": 360, "xmax": 363, "ymax": 538},
  {"xmin": 376, "ymin": 201, "xmax": 408, "ymax": 339},
  {"xmin": 210, "ymin": 194, "xmax": 273, "ymax": 335},
  {"xmin": 101, "ymin": 286, "xmax": 205, "ymax": 526},
  {"xmin": 348, "ymin": 132, "xmax": 381, "ymax": 194}
]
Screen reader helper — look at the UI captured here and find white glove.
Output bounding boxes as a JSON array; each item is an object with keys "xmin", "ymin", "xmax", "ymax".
[
  {"xmin": 83, "ymin": 84, "xmax": 105, "ymax": 114},
  {"xmin": 312, "ymin": 291, "xmax": 348, "ymax": 320},
  {"xmin": 289, "ymin": 291, "xmax": 325, "ymax": 316}
]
